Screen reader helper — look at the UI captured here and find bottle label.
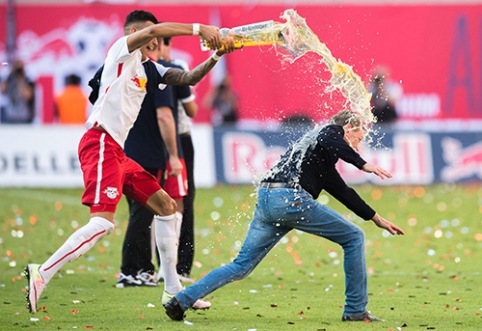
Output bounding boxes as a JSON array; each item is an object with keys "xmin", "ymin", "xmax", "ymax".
[{"xmin": 231, "ymin": 20, "xmax": 274, "ymax": 35}]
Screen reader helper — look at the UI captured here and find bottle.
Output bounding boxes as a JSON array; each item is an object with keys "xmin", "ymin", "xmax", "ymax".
[{"xmin": 200, "ymin": 20, "xmax": 285, "ymax": 51}]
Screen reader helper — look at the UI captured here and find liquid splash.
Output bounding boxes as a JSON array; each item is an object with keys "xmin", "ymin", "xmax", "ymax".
[
  {"xmin": 239, "ymin": 9, "xmax": 380, "ymax": 185},
  {"xmin": 211, "ymin": 9, "xmax": 374, "ymax": 127},
  {"xmin": 273, "ymin": 9, "xmax": 375, "ymax": 127},
  {"xmin": 227, "ymin": 9, "xmax": 378, "ymax": 185}
]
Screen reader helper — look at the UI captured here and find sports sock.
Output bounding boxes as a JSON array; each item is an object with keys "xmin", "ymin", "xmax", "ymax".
[
  {"xmin": 39, "ymin": 217, "xmax": 114, "ymax": 283},
  {"xmin": 174, "ymin": 211, "xmax": 183, "ymax": 241},
  {"xmin": 155, "ymin": 214, "xmax": 183, "ymax": 295}
]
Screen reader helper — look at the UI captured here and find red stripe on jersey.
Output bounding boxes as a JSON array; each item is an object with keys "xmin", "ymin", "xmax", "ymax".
[{"xmin": 117, "ymin": 63, "xmax": 123, "ymax": 77}]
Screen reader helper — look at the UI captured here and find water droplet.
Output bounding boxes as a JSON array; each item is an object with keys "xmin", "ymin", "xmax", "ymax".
[
  {"xmin": 210, "ymin": 211, "xmax": 220, "ymax": 221},
  {"xmin": 213, "ymin": 197, "xmax": 224, "ymax": 207},
  {"xmin": 439, "ymin": 220, "xmax": 449, "ymax": 228}
]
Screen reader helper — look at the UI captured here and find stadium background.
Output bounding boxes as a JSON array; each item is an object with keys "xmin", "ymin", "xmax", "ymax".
[{"xmin": 0, "ymin": 0, "xmax": 481, "ymax": 187}]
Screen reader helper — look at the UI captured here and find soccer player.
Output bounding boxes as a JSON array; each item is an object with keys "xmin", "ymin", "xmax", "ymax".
[
  {"xmin": 164, "ymin": 110, "xmax": 405, "ymax": 323},
  {"xmin": 24, "ymin": 10, "xmax": 238, "ymax": 314}
]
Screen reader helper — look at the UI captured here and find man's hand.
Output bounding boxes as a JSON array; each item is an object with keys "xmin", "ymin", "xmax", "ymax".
[
  {"xmin": 371, "ymin": 213, "xmax": 405, "ymax": 235},
  {"xmin": 169, "ymin": 156, "xmax": 183, "ymax": 177},
  {"xmin": 362, "ymin": 163, "xmax": 392, "ymax": 180},
  {"xmin": 199, "ymin": 25, "xmax": 222, "ymax": 50}
]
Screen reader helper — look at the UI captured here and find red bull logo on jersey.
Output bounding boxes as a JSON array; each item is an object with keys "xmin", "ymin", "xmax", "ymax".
[
  {"xmin": 441, "ymin": 137, "xmax": 482, "ymax": 182},
  {"xmin": 103, "ymin": 187, "xmax": 119, "ymax": 200},
  {"xmin": 131, "ymin": 74, "xmax": 147, "ymax": 91}
]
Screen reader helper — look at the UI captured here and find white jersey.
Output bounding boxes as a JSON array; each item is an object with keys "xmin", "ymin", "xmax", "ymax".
[{"xmin": 86, "ymin": 36, "xmax": 169, "ymax": 148}]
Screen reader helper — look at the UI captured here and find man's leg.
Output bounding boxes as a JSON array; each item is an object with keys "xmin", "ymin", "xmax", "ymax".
[
  {"xmin": 177, "ymin": 134, "xmax": 195, "ymax": 277},
  {"xmin": 154, "ymin": 214, "xmax": 183, "ymax": 296},
  {"xmin": 119, "ymin": 197, "xmax": 157, "ymax": 287},
  {"xmin": 285, "ymin": 197, "xmax": 368, "ymax": 316},
  {"xmin": 144, "ymin": 189, "xmax": 208, "ymax": 308},
  {"xmin": 169, "ymin": 215, "xmax": 290, "ymax": 314},
  {"xmin": 26, "ymin": 214, "xmax": 114, "ymax": 313}
]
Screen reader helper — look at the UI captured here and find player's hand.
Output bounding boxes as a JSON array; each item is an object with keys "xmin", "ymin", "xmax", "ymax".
[
  {"xmin": 362, "ymin": 163, "xmax": 392, "ymax": 180},
  {"xmin": 371, "ymin": 213, "xmax": 405, "ymax": 235},
  {"xmin": 217, "ymin": 35, "xmax": 243, "ymax": 55},
  {"xmin": 169, "ymin": 156, "xmax": 183, "ymax": 177},
  {"xmin": 199, "ymin": 25, "xmax": 222, "ymax": 50}
]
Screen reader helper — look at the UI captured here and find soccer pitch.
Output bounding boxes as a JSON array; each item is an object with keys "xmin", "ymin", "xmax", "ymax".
[{"xmin": 1, "ymin": 184, "xmax": 481, "ymax": 330}]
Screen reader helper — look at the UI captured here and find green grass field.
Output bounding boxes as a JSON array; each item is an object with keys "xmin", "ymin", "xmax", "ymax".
[{"xmin": 1, "ymin": 184, "xmax": 481, "ymax": 330}]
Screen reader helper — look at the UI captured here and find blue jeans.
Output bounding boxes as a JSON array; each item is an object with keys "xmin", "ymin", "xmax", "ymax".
[{"xmin": 175, "ymin": 187, "xmax": 368, "ymax": 316}]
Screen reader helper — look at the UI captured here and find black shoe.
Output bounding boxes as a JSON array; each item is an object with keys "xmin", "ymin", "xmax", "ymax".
[
  {"xmin": 164, "ymin": 297, "xmax": 185, "ymax": 321},
  {"xmin": 116, "ymin": 273, "xmax": 142, "ymax": 288},
  {"xmin": 342, "ymin": 311, "xmax": 384, "ymax": 322}
]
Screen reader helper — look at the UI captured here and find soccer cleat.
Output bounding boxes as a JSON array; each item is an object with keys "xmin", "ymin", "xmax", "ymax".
[
  {"xmin": 164, "ymin": 297, "xmax": 185, "ymax": 321},
  {"xmin": 162, "ymin": 291, "xmax": 211, "ymax": 310},
  {"xmin": 24, "ymin": 264, "xmax": 47, "ymax": 314},
  {"xmin": 342, "ymin": 311, "xmax": 384, "ymax": 322},
  {"xmin": 116, "ymin": 273, "xmax": 142, "ymax": 288},
  {"xmin": 161, "ymin": 290, "xmax": 175, "ymax": 305},
  {"xmin": 136, "ymin": 271, "xmax": 158, "ymax": 287}
]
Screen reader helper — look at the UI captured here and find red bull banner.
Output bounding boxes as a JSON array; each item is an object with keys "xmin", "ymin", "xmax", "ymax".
[
  {"xmin": 0, "ymin": 4, "xmax": 481, "ymax": 124},
  {"xmin": 213, "ymin": 127, "xmax": 482, "ymax": 185},
  {"xmin": 1, "ymin": 125, "xmax": 482, "ymax": 187}
]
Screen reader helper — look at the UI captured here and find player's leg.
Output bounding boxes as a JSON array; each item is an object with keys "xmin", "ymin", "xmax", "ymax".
[
  {"xmin": 165, "ymin": 187, "xmax": 290, "ymax": 320},
  {"xmin": 282, "ymin": 190, "xmax": 369, "ymax": 318},
  {"xmin": 123, "ymin": 163, "xmax": 180, "ymax": 294},
  {"xmin": 25, "ymin": 129, "xmax": 121, "ymax": 313},
  {"xmin": 158, "ymin": 169, "xmax": 186, "ymax": 296},
  {"xmin": 119, "ymin": 168, "xmax": 164, "ymax": 288}
]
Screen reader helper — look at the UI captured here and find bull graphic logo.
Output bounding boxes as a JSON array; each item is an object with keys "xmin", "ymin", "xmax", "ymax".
[
  {"xmin": 131, "ymin": 74, "xmax": 147, "ymax": 91},
  {"xmin": 441, "ymin": 137, "xmax": 482, "ymax": 181},
  {"xmin": 0, "ymin": 17, "xmax": 122, "ymax": 97},
  {"xmin": 103, "ymin": 187, "xmax": 119, "ymax": 199}
]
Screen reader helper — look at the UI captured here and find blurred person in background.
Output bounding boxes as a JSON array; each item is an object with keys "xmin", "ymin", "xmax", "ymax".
[
  {"xmin": 55, "ymin": 74, "xmax": 88, "ymax": 124},
  {"xmin": 367, "ymin": 66, "xmax": 403, "ymax": 125},
  {"xmin": 24, "ymin": 9, "xmax": 238, "ymax": 315},
  {"xmin": 160, "ymin": 36, "xmax": 199, "ymax": 282},
  {"xmin": 164, "ymin": 110, "xmax": 405, "ymax": 323},
  {"xmin": 118, "ymin": 53, "xmax": 177, "ymax": 289},
  {"xmin": 154, "ymin": 37, "xmax": 190, "ymax": 287},
  {"xmin": 0, "ymin": 60, "xmax": 35, "ymax": 124},
  {"xmin": 204, "ymin": 74, "xmax": 239, "ymax": 126}
]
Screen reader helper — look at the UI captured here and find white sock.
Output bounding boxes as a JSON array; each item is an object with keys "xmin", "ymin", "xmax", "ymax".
[
  {"xmin": 155, "ymin": 214, "xmax": 182, "ymax": 295},
  {"xmin": 39, "ymin": 217, "xmax": 114, "ymax": 283},
  {"xmin": 174, "ymin": 211, "xmax": 183, "ymax": 241}
]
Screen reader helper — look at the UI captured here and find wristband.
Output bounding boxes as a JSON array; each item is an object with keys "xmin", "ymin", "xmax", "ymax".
[
  {"xmin": 192, "ymin": 23, "xmax": 200, "ymax": 36},
  {"xmin": 211, "ymin": 52, "xmax": 221, "ymax": 61}
]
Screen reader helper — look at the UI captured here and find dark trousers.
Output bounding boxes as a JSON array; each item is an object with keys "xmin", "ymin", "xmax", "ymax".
[
  {"xmin": 177, "ymin": 133, "xmax": 195, "ymax": 276},
  {"xmin": 120, "ymin": 168, "xmax": 163, "ymax": 276}
]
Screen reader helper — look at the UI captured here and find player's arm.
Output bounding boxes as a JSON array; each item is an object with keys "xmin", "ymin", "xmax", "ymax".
[
  {"xmin": 162, "ymin": 52, "xmax": 220, "ymax": 86},
  {"xmin": 163, "ymin": 38, "xmax": 239, "ymax": 86},
  {"xmin": 156, "ymin": 106, "xmax": 182, "ymax": 176},
  {"xmin": 182, "ymin": 99, "xmax": 198, "ymax": 118},
  {"xmin": 127, "ymin": 23, "xmax": 222, "ymax": 53},
  {"xmin": 361, "ymin": 163, "xmax": 392, "ymax": 180},
  {"xmin": 371, "ymin": 213, "xmax": 405, "ymax": 235}
]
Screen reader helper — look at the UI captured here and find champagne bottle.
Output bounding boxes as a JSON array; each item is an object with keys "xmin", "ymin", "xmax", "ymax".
[{"xmin": 200, "ymin": 20, "xmax": 285, "ymax": 51}]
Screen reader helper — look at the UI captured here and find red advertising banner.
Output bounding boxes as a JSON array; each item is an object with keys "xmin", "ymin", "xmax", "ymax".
[{"xmin": 0, "ymin": 4, "xmax": 481, "ymax": 124}]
